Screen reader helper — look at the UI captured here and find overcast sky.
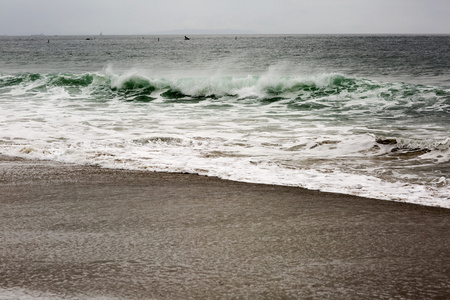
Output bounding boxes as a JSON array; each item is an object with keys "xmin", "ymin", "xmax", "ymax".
[{"xmin": 1, "ymin": 0, "xmax": 449, "ymax": 35}]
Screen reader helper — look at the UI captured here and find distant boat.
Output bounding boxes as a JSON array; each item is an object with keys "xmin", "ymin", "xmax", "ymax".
[
  {"xmin": 184, "ymin": 36, "xmax": 190, "ymax": 40},
  {"xmin": 99, "ymin": 32, "xmax": 103, "ymax": 36}
]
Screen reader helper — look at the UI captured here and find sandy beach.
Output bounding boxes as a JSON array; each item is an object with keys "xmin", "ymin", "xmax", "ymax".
[{"xmin": 0, "ymin": 155, "xmax": 449, "ymax": 299}]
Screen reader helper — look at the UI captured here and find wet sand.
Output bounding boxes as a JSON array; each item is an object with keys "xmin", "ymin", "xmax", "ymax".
[{"xmin": 0, "ymin": 155, "xmax": 449, "ymax": 299}]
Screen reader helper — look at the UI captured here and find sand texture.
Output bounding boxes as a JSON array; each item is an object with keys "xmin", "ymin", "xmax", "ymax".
[{"xmin": 0, "ymin": 156, "xmax": 449, "ymax": 299}]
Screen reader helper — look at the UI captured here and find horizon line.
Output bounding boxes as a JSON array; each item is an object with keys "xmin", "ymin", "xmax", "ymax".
[{"xmin": 2, "ymin": 32, "xmax": 450, "ymax": 37}]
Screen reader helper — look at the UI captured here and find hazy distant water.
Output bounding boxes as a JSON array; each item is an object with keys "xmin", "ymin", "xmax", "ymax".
[
  {"xmin": 2, "ymin": 35, "xmax": 449, "ymax": 85},
  {"xmin": 0, "ymin": 34, "xmax": 449, "ymax": 207}
]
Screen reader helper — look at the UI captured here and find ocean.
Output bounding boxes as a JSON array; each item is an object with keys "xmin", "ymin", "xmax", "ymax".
[{"xmin": 1, "ymin": 34, "xmax": 449, "ymax": 208}]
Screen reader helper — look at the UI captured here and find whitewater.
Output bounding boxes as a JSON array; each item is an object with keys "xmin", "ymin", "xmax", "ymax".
[{"xmin": 0, "ymin": 35, "xmax": 449, "ymax": 208}]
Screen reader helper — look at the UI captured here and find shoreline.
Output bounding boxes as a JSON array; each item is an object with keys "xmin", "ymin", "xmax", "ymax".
[
  {"xmin": 1, "ymin": 155, "xmax": 449, "ymax": 299},
  {"xmin": 2, "ymin": 154, "xmax": 449, "ymax": 210}
]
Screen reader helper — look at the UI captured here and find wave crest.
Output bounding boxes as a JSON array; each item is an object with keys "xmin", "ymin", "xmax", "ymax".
[{"xmin": 1, "ymin": 71, "xmax": 449, "ymax": 112}]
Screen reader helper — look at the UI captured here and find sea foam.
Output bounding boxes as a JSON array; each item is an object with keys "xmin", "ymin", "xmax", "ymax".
[{"xmin": 1, "ymin": 68, "xmax": 449, "ymax": 208}]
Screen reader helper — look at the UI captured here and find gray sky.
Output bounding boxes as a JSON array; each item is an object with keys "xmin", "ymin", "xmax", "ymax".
[{"xmin": 1, "ymin": 0, "xmax": 449, "ymax": 35}]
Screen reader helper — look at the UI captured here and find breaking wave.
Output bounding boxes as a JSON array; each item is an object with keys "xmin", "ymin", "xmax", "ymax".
[{"xmin": 2, "ymin": 70, "xmax": 449, "ymax": 106}]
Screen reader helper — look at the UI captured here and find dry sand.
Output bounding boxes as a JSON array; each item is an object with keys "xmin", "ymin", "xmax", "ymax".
[{"xmin": 0, "ymin": 155, "xmax": 449, "ymax": 299}]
